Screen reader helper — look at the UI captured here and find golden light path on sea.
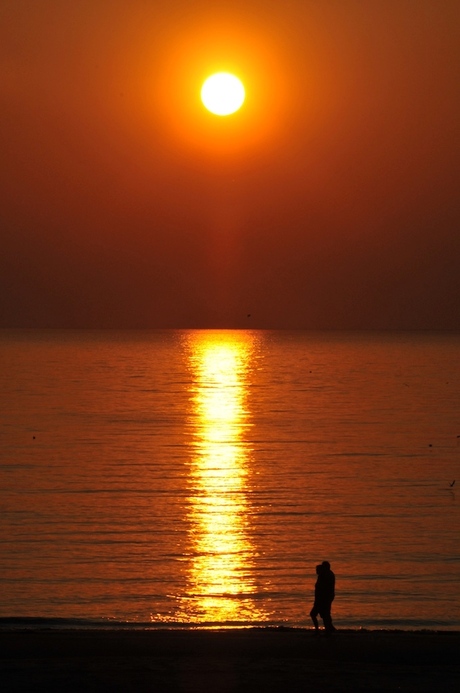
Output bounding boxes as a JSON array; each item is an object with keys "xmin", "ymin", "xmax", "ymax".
[{"xmin": 180, "ymin": 331, "xmax": 266, "ymax": 624}]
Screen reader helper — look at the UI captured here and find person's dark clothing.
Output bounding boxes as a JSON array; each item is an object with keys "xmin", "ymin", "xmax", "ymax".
[{"xmin": 310, "ymin": 562, "xmax": 336, "ymax": 632}]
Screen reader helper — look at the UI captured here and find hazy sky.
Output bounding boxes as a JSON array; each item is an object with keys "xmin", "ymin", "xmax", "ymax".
[{"xmin": 1, "ymin": 0, "xmax": 459, "ymax": 329}]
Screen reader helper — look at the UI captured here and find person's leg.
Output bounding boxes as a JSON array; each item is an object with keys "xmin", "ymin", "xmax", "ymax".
[
  {"xmin": 310, "ymin": 605, "xmax": 319, "ymax": 630},
  {"xmin": 321, "ymin": 604, "xmax": 336, "ymax": 632}
]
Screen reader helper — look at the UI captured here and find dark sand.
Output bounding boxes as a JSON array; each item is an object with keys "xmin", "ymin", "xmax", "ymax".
[{"xmin": 1, "ymin": 628, "xmax": 459, "ymax": 692}]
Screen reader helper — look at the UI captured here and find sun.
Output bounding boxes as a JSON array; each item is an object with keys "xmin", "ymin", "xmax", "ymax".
[{"xmin": 201, "ymin": 72, "xmax": 245, "ymax": 116}]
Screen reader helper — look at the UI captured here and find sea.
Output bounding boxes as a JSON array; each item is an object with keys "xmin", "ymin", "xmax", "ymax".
[{"xmin": 0, "ymin": 329, "xmax": 459, "ymax": 631}]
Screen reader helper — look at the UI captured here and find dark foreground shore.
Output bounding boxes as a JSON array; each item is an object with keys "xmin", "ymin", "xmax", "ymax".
[{"xmin": 1, "ymin": 628, "xmax": 459, "ymax": 692}]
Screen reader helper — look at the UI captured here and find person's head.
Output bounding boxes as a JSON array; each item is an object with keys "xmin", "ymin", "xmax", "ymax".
[
  {"xmin": 322, "ymin": 561, "xmax": 331, "ymax": 571},
  {"xmin": 315, "ymin": 564, "xmax": 323, "ymax": 575}
]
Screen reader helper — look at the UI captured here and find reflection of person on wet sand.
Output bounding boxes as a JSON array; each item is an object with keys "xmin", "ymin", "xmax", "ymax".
[{"xmin": 310, "ymin": 561, "xmax": 337, "ymax": 633}]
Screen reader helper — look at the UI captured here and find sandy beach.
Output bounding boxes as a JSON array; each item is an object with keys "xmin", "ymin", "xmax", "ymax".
[{"xmin": 1, "ymin": 628, "xmax": 459, "ymax": 692}]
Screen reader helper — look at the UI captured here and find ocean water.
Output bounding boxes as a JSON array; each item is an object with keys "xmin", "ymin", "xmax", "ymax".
[{"xmin": 0, "ymin": 329, "xmax": 459, "ymax": 630}]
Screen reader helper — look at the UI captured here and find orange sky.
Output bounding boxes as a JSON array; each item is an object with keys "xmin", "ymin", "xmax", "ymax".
[{"xmin": 1, "ymin": 0, "xmax": 460, "ymax": 328}]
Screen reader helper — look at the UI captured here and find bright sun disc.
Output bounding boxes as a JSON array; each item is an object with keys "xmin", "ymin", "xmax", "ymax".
[{"xmin": 201, "ymin": 72, "xmax": 245, "ymax": 116}]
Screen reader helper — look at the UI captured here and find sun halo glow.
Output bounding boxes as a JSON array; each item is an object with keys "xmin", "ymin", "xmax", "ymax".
[
  {"xmin": 153, "ymin": 22, "xmax": 292, "ymax": 156},
  {"xmin": 201, "ymin": 72, "xmax": 245, "ymax": 116}
]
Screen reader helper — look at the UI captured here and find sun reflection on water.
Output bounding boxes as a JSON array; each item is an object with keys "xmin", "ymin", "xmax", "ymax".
[{"xmin": 179, "ymin": 331, "xmax": 266, "ymax": 624}]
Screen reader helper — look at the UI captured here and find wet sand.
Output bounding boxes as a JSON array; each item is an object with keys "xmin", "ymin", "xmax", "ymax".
[{"xmin": 1, "ymin": 628, "xmax": 459, "ymax": 692}]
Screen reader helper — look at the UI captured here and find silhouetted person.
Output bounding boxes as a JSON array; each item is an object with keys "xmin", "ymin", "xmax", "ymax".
[
  {"xmin": 310, "ymin": 564, "xmax": 324, "ymax": 632},
  {"xmin": 310, "ymin": 561, "xmax": 336, "ymax": 633}
]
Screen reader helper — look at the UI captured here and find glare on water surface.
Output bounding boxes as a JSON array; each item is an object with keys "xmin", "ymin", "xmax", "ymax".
[{"xmin": 180, "ymin": 331, "xmax": 266, "ymax": 624}]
